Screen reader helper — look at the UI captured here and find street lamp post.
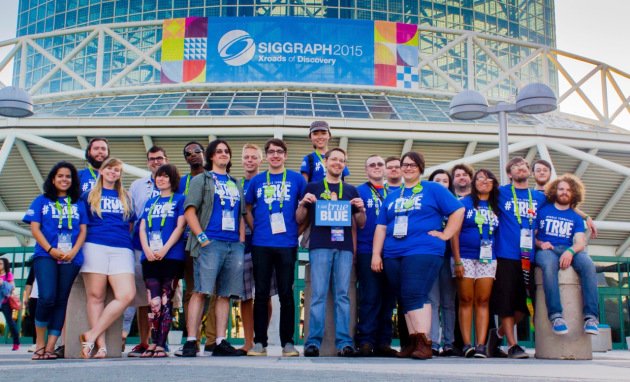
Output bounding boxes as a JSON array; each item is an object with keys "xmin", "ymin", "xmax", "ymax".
[
  {"xmin": 449, "ymin": 83, "xmax": 557, "ymax": 185},
  {"xmin": 0, "ymin": 86, "xmax": 33, "ymax": 118}
]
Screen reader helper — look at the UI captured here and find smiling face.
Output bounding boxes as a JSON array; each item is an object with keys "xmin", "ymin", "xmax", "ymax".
[
  {"xmin": 211, "ymin": 143, "xmax": 231, "ymax": 169},
  {"xmin": 147, "ymin": 150, "xmax": 167, "ymax": 176},
  {"xmin": 432, "ymin": 173, "xmax": 450, "ymax": 189},
  {"xmin": 534, "ymin": 163, "xmax": 551, "ymax": 186},
  {"xmin": 453, "ymin": 168, "xmax": 471, "ymax": 189},
  {"xmin": 324, "ymin": 149, "xmax": 346, "ymax": 178},
  {"xmin": 310, "ymin": 130, "xmax": 330, "ymax": 151},
  {"xmin": 101, "ymin": 164, "xmax": 122, "ymax": 184},
  {"xmin": 242, "ymin": 147, "xmax": 262, "ymax": 174},
  {"xmin": 365, "ymin": 156, "xmax": 385, "ymax": 182},
  {"xmin": 474, "ymin": 171, "xmax": 494, "ymax": 195},
  {"xmin": 508, "ymin": 161, "xmax": 531, "ymax": 183},
  {"xmin": 265, "ymin": 144, "xmax": 286, "ymax": 171},
  {"xmin": 401, "ymin": 157, "xmax": 421, "ymax": 184},
  {"xmin": 87, "ymin": 140, "xmax": 109, "ymax": 168},
  {"xmin": 53, "ymin": 167, "xmax": 72, "ymax": 195},
  {"xmin": 155, "ymin": 172, "xmax": 172, "ymax": 192}
]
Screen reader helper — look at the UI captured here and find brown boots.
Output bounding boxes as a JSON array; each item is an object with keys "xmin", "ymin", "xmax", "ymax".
[
  {"xmin": 397, "ymin": 333, "xmax": 433, "ymax": 359},
  {"xmin": 396, "ymin": 334, "xmax": 417, "ymax": 358}
]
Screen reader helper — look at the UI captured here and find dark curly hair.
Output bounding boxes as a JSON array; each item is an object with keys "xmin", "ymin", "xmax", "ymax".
[{"xmin": 43, "ymin": 161, "xmax": 81, "ymax": 203}]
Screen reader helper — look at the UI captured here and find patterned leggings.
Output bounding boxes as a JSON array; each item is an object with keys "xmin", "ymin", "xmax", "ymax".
[{"xmin": 144, "ymin": 277, "xmax": 177, "ymax": 347}]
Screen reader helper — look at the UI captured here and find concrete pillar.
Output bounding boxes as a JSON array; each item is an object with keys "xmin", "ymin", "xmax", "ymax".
[
  {"xmin": 534, "ymin": 267, "xmax": 592, "ymax": 360},
  {"xmin": 64, "ymin": 276, "xmax": 123, "ymax": 358},
  {"xmin": 303, "ymin": 263, "xmax": 357, "ymax": 356}
]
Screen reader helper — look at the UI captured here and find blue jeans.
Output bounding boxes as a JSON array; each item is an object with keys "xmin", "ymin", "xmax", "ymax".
[
  {"xmin": 33, "ymin": 256, "xmax": 81, "ymax": 336},
  {"xmin": 0, "ymin": 301, "xmax": 19, "ymax": 344},
  {"xmin": 536, "ymin": 246, "xmax": 599, "ymax": 321},
  {"xmin": 305, "ymin": 248, "xmax": 353, "ymax": 350},
  {"xmin": 428, "ymin": 256, "xmax": 456, "ymax": 349},
  {"xmin": 355, "ymin": 252, "xmax": 395, "ymax": 347}
]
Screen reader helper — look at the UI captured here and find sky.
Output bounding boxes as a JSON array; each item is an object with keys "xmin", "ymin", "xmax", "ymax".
[{"xmin": 0, "ymin": 0, "xmax": 627, "ymax": 126}]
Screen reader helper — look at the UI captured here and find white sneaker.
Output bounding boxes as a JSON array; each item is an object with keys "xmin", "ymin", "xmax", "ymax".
[
  {"xmin": 28, "ymin": 344, "xmax": 37, "ymax": 353},
  {"xmin": 282, "ymin": 343, "xmax": 299, "ymax": 357},
  {"xmin": 247, "ymin": 343, "xmax": 267, "ymax": 356}
]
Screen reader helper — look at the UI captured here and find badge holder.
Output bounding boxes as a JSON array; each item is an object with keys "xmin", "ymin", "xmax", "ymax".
[
  {"xmin": 331, "ymin": 227, "xmax": 344, "ymax": 242},
  {"xmin": 393, "ymin": 215, "xmax": 408, "ymax": 238},
  {"xmin": 479, "ymin": 240, "xmax": 492, "ymax": 264},
  {"xmin": 57, "ymin": 232, "xmax": 73, "ymax": 264},
  {"xmin": 270, "ymin": 212, "xmax": 287, "ymax": 234},
  {"xmin": 520, "ymin": 228, "xmax": 533, "ymax": 250},
  {"xmin": 222, "ymin": 210, "xmax": 236, "ymax": 231},
  {"xmin": 149, "ymin": 231, "xmax": 164, "ymax": 252}
]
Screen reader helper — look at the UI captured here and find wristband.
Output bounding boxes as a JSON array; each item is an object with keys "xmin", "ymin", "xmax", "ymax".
[
  {"xmin": 47, "ymin": 246, "xmax": 53, "ymax": 254},
  {"xmin": 196, "ymin": 232, "xmax": 209, "ymax": 244},
  {"xmin": 455, "ymin": 261, "xmax": 463, "ymax": 266},
  {"xmin": 567, "ymin": 247, "xmax": 575, "ymax": 256},
  {"xmin": 584, "ymin": 215, "xmax": 591, "ymax": 221}
]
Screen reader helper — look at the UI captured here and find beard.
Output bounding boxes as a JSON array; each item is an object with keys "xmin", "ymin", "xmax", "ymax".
[{"xmin": 87, "ymin": 155, "xmax": 106, "ymax": 169}]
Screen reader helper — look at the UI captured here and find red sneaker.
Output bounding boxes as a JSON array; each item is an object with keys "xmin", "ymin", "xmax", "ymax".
[{"xmin": 12, "ymin": 344, "xmax": 20, "ymax": 351}]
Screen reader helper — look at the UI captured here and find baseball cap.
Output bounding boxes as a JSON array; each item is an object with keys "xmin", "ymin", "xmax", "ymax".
[{"xmin": 309, "ymin": 120, "xmax": 330, "ymax": 135}]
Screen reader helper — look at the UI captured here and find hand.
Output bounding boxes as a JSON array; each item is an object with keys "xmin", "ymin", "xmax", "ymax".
[
  {"xmin": 428, "ymin": 230, "xmax": 447, "ymax": 241},
  {"xmin": 540, "ymin": 242, "xmax": 554, "ymax": 250},
  {"xmin": 154, "ymin": 248, "xmax": 168, "ymax": 261},
  {"xmin": 559, "ymin": 251, "xmax": 573, "ymax": 269},
  {"xmin": 49, "ymin": 248, "xmax": 63, "ymax": 261},
  {"xmin": 200, "ymin": 240, "xmax": 211, "ymax": 248},
  {"xmin": 586, "ymin": 218, "xmax": 598, "ymax": 239},
  {"xmin": 300, "ymin": 193, "xmax": 317, "ymax": 205},
  {"xmin": 371, "ymin": 255, "xmax": 383, "ymax": 273},
  {"xmin": 350, "ymin": 197, "xmax": 365, "ymax": 211},
  {"xmin": 144, "ymin": 249, "xmax": 156, "ymax": 262},
  {"xmin": 453, "ymin": 261, "xmax": 465, "ymax": 278}
]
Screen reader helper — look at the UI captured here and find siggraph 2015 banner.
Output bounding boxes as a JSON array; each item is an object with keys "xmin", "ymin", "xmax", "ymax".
[{"xmin": 161, "ymin": 17, "xmax": 419, "ymax": 89}]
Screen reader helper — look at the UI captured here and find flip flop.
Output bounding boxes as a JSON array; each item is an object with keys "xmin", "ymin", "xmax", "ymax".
[
  {"xmin": 44, "ymin": 351, "xmax": 58, "ymax": 360},
  {"xmin": 140, "ymin": 349, "xmax": 155, "ymax": 358},
  {"xmin": 153, "ymin": 348, "xmax": 168, "ymax": 358},
  {"xmin": 31, "ymin": 347, "xmax": 47, "ymax": 360},
  {"xmin": 93, "ymin": 347, "xmax": 108, "ymax": 359},
  {"xmin": 79, "ymin": 334, "xmax": 94, "ymax": 359}
]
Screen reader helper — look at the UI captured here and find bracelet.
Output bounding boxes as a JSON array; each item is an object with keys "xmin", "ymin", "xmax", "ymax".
[
  {"xmin": 584, "ymin": 215, "xmax": 591, "ymax": 221},
  {"xmin": 196, "ymin": 232, "xmax": 209, "ymax": 244},
  {"xmin": 47, "ymin": 246, "xmax": 53, "ymax": 254},
  {"xmin": 455, "ymin": 261, "xmax": 463, "ymax": 266},
  {"xmin": 567, "ymin": 247, "xmax": 576, "ymax": 256}
]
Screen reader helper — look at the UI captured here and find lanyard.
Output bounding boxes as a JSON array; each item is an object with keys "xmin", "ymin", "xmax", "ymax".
[
  {"xmin": 265, "ymin": 169, "xmax": 287, "ymax": 211},
  {"xmin": 322, "ymin": 178, "xmax": 342, "ymax": 200},
  {"xmin": 396, "ymin": 182, "xmax": 423, "ymax": 213},
  {"xmin": 314, "ymin": 151, "xmax": 327, "ymax": 175},
  {"xmin": 54, "ymin": 198, "xmax": 73, "ymax": 230},
  {"xmin": 184, "ymin": 174, "xmax": 191, "ymax": 195},
  {"xmin": 367, "ymin": 182, "xmax": 386, "ymax": 216},
  {"xmin": 212, "ymin": 172, "xmax": 237, "ymax": 208},
  {"xmin": 148, "ymin": 194, "xmax": 174, "ymax": 230},
  {"xmin": 474, "ymin": 205, "xmax": 495, "ymax": 240},
  {"xmin": 88, "ymin": 166, "xmax": 97, "ymax": 181},
  {"xmin": 511, "ymin": 185, "xmax": 534, "ymax": 227}
]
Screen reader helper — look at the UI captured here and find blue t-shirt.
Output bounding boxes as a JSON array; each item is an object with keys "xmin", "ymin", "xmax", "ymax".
[
  {"xmin": 376, "ymin": 181, "xmax": 463, "ymax": 259},
  {"xmin": 23, "ymin": 195, "xmax": 89, "ymax": 266},
  {"xmin": 305, "ymin": 181, "xmax": 359, "ymax": 252},
  {"xmin": 78, "ymin": 167, "xmax": 98, "ymax": 193},
  {"xmin": 204, "ymin": 173, "xmax": 241, "ymax": 243},
  {"xmin": 495, "ymin": 185, "xmax": 546, "ymax": 260},
  {"xmin": 356, "ymin": 182, "xmax": 387, "ymax": 255},
  {"xmin": 140, "ymin": 193, "xmax": 186, "ymax": 261},
  {"xmin": 178, "ymin": 173, "xmax": 194, "ymax": 197},
  {"xmin": 82, "ymin": 188, "xmax": 135, "ymax": 250},
  {"xmin": 536, "ymin": 204, "xmax": 585, "ymax": 248},
  {"xmin": 458, "ymin": 197, "xmax": 499, "ymax": 260},
  {"xmin": 300, "ymin": 152, "xmax": 350, "ymax": 183},
  {"xmin": 242, "ymin": 177, "xmax": 253, "ymax": 253},
  {"xmin": 246, "ymin": 170, "xmax": 306, "ymax": 248}
]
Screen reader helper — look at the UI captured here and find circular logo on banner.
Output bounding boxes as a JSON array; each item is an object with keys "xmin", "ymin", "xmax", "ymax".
[{"xmin": 218, "ymin": 30, "xmax": 256, "ymax": 66}]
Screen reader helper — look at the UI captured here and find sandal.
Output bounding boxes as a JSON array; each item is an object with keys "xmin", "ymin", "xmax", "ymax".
[
  {"xmin": 93, "ymin": 346, "xmax": 108, "ymax": 359},
  {"xmin": 140, "ymin": 349, "xmax": 155, "ymax": 358},
  {"xmin": 79, "ymin": 334, "xmax": 94, "ymax": 359},
  {"xmin": 153, "ymin": 348, "xmax": 168, "ymax": 358},
  {"xmin": 31, "ymin": 347, "xmax": 47, "ymax": 360},
  {"xmin": 44, "ymin": 351, "xmax": 59, "ymax": 360}
]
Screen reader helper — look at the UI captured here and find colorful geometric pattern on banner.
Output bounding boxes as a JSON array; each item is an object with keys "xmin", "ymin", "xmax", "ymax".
[{"xmin": 161, "ymin": 17, "xmax": 208, "ymax": 83}]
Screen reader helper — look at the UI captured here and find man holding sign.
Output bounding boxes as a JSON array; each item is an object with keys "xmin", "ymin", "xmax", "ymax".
[{"xmin": 296, "ymin": 148, "xmax": 366, "ymax": 357}]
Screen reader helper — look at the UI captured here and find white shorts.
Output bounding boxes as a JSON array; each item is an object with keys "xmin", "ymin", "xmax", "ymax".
[
  {"xmin": 451, "ymin": 257, "xmax": 497, "ymax": 279},
  {"xmin": 81, "ymin": 242, "xmax": 135, "ymax": 276}
]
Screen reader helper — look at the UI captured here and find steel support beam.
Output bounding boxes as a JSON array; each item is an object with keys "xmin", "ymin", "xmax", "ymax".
[
  {"xmin": 574, "ymin": 148, "xmax": 598, "ymax": 177},
  {"xmin": 596, "ymin": 178, "xmax": 630, "ymax": 221},
  {"xmin": 15, "ymin": 139, "xmax": 44, "ymax": 192}
]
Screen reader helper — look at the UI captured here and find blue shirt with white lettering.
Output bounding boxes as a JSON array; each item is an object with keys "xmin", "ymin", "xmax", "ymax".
[
  {"xmin": 23, "ymin": 195, "xmax": 88, "ymax": 266},
  {"xmin": 246, "ymin": 170, "xmax": 306, "ymax": 248},
  {"xmin": 300, "ymin": 152, "xmax": 350, "ymax": 183},
  {"xmin": 458, "ymin": 197, "xmax": 499, "ymax": 260},
  {"xmin": 356, "ymin": 182, "xmax": 387, "ymax": 255},
  {"xmin": 82, "ymin": 188, "xmax": 135, "ymax": 250},
  {"xmin": 78, "ymin": 167, "xmax": 98, "ymax": 193},
  {"xmin": 140, "ymin": 193, "xmax": 186, "ymax": 261},
  {"xmin": 376, "ymin": 181, "xmax": 463, "ymax": 259},
  {"xmin": 535, "ymin": 204, "xmax": 584, "ymax": 248},
  {"xmin": 495, "ymin": 185, "xmax": 546, "ymax": 260},
  {"xmin": 204, "ymin": 173, "xmax": 241, "ymax": 243}
]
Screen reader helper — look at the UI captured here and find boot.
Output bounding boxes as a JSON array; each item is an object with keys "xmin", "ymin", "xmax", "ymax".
[
  {"xmin": 397, "ymin": 333, "xmax": 419, "ymax": 358},
  {"xmin": 411, "ymin": 333, "xmax": 433, "ymax": 360}
]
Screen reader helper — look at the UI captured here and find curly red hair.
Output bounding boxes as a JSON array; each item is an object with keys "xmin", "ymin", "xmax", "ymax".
[{"xmin": 544, "ymin": 174, "xmax": 585, "ymax": 208}]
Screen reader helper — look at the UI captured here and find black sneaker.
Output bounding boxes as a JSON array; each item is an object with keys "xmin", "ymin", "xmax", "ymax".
[
  {"xmin": 337, "ymin": 346, "xmax": 358, "ymax": 357},
  {"xmin": 213, "ymin": 340, "xmax": 243, "ymax": 356},
  {"xmin": 54, "ymin": 345, "xmax": 65, "ymax": 359},
  {"xmin": 176, "ymin": 340, "xmax": 197, "ymax": 357},
  {"xmin": 486, "ymin": 328, "xmax": 502, "ymax": 358},
  {"xmin": 507, "ymin": 344, "xmax": 529, "ymax": 359},
  {"xmin": 440, "ymin": 346, "xmax": 456, "ymax": 357},
  {"xmin": 474, "ymin": 344, "xmax": 487, "ymax": 358},
  {"xmin": 374, "ymin": 345, "xmax": 398, "ymax": 358},
  {"xmin": 204, "ymin": 343, "xmax": 216, "ymax": 353},
  {"xmin": 304, "ymin": 345, "xmax": 319, "ymax": 357},
  {"xmin": 462, "ymin": 344, "xmax": 476, "ymax": 358},
  {"xmin": 357, "ymin": 343, "xmax": 374, "ymax": 357},
  {"xmin": 432, "ymin": 348, "xmax": 440, "ymax": 357}
]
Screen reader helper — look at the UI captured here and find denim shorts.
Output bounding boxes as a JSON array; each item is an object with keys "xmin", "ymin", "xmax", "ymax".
[
  {"xmin": 384, "ymin": 254, "xmax": 442, "ymax": 313},
  {"xmin": 193, "ymin": 240, "xmax": 244, "ymax": 298}
]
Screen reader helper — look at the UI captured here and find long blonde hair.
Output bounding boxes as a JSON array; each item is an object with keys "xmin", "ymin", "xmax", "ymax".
[{"xmin": 87, "ymin": 157, "xmax": 133, "ymax": 219}]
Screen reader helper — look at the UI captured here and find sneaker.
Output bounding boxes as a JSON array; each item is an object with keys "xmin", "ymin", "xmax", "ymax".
[
  {"xmin": 440, "ymin": 346, "xmax": 456, "ymax": 357},
  {"xmin": 474, "ymin": 344, "xmax": 487, "ymax": 358},
  {"xmin": 27, "ymin": 344, "xmax": 36, "ymax": 353},
  {"xmin": 551, "ymin": 318, "xmax": 569, "ymax": 335},
  {"xmin": 491, "ymin": 347, "xmax": 508, "ymax": 358},
  {"xmin": 432, "ymin": 348, "xmax": 440, "ymax": 357},
  {"xmin": 175, "ymin": 340, "xmax": 198, "ymax": 357},
  {"xmin": 462, "ymin": 344, "xmax": 476, "ymax": 358},
  {"xmin": 128, "ymin": 343, "xmax": 148, "ymax": 357},
  {"xmin": 337, "ymin": 345, "xmax": 357, "ymax": 357},
  {"xmin": 203, "ymin": 343, "xmax": 216, "ymax": 353},
  {"xmin": 54, "ymin": 345, "xmax": 65, "ymax": 359},
  {"xmin": 247, "ymin": 342, "xmax": 267, "ymax": 356},
  {"xmin": 374, "ymin": 345, "xmax": 398, "ymax": 358},
  {"xmin": 486, "ymin": 328, "xmax": 502, "ymax": 357},
  {"xmin": 282, "ymin": 343, "xmax": 299, "ymax": 357},
  {"xmin": 11, "ymin": 344, "xmax": 19, "ymax": 351},
  {"xmin": 304, "ymin": 345, "xmax": 319, "ymax": 357},
  {"xmin": 584, "ymin": 318, "xmax": 599, "ymax": 335},
  {"xmin": 357, "ymin": 343, "xmax": 374, "ymax": 357},
  {"xmin": 507, "ymin": 344, "xmax": 529, "ymax": 359},
  {"xmin": 213, "ymin": 340, "xmax": 244, "ymax": 356}
]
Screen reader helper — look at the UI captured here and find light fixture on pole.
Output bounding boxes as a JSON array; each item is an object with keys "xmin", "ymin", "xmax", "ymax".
[
  {"xmin": 449, "ymin": 83, "xmax": 557, "ymax": 185},
  {"xmin": 0, "ymin": 86, "xmax": 34, "ymax": 118}
]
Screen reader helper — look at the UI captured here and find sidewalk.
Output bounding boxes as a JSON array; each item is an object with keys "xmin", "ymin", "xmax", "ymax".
[{"xmin": 1, "ymin": 345, "xmax": 629, "ymax": 381}]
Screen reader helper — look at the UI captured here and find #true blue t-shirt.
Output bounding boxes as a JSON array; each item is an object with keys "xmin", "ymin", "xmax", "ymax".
[
  {"xmin": 536, "ymin": 204, "xmax": 585, "ymax": 248},
  {"xmin": 305, "ymin": 181, "xmax": 359, "ymax": 252},
  {"xmin": 458, "ymin": 196, "xmax": 499, "ymax": 260},
  {"xmin": 82, "ymin": 188, "xmax": 135, "ymax": 250},
  {"xmin": 23, "ymin": 195, "xmax": 89, "ymax": 266},
  {"xmin": 204, "ymin": 173, "xmax": 241, "ymax": 243},
  {"xmin": 78, "ymin": 167, "xmax": 98, "ymax": 193},
  {"xmin": 495, "ymin": 185, "xmax": 546, "ymax": 260},
  {"xmin": 246, "ymin": 170, "xmax": 306, "ymax": 248},
  {"xmin": 356, "ymin": 182, "xmax": 387, "ymax": 255},
  {"xmin": 300, "ymin": 152, "xmax": 350, "ymax": 183},
  {"xmin": 178, "ymin": 173, "xmax": 194, "ymax": 197},
  {"xmin": 376, "ymin": 181, "xmax": 463, "ymax": 259},
  {"xmin": 140, "ymin": 193, "xmax": 186, "ymax": 261}
]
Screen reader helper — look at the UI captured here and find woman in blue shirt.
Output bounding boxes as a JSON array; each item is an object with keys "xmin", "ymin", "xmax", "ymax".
[
  {"xmin": 451, "ymin": 169, "xmax": 500, "ymax": 358},
  {"xmin": 372, "ymin": 152, "xmax": 464, "ymax": 360},
  {"xmin": 138, "ymin": 164, "xmax": 186, "ymax": 358},
  {"xmin": 23, "ymin": 161, "xmax": 87, "ymax": 360},
  {"xmin": 79, "ymin": 158, "xmax": 136, "ymax": 359}
]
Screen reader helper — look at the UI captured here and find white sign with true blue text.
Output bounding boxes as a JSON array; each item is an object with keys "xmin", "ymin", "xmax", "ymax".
[{"xmin": 315, "ymin": 200, "xmax": 352, "ymax": 227}]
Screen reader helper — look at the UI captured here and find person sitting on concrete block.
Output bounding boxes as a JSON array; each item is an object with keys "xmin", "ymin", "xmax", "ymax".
[{"xmin": 535, "ymin": 174, "xmax": 599, "ymax": 336}]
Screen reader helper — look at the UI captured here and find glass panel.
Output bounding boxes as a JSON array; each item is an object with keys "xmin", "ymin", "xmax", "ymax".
[{"xmin": 603, "ymin": 296, "xmax": 621, "ymax": 343}]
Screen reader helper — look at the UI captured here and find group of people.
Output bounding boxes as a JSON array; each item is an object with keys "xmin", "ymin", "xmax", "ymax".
[{"xmin": 1, "ymin": 120, "xmax": 601, "ymax": 361}]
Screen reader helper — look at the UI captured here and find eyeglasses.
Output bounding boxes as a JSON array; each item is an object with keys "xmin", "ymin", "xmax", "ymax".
[
  {"xmin": 386, "ymin": 165, "xmax": 401, "ymax": 170},
  {"xmin": 367, "ymin": 162, "xmax": 385, "ymax": 168},
  {"xmin": 401, "ymin": 163, "xmax": 419, "ymax": 169},
  {"xmin": 215, "ymin": 149, "xmax": 230, "ymax": 155},
  {"xmin": 266, "ymin": 149, "xmax": 286, "ymax": 156},
  {"xmin": 148, "ymin": 156, "xmax": 166, "ymax": 162},
  {"xmin": 184, "ymin": 149, "xmax": 203, "ymax": 157}
]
